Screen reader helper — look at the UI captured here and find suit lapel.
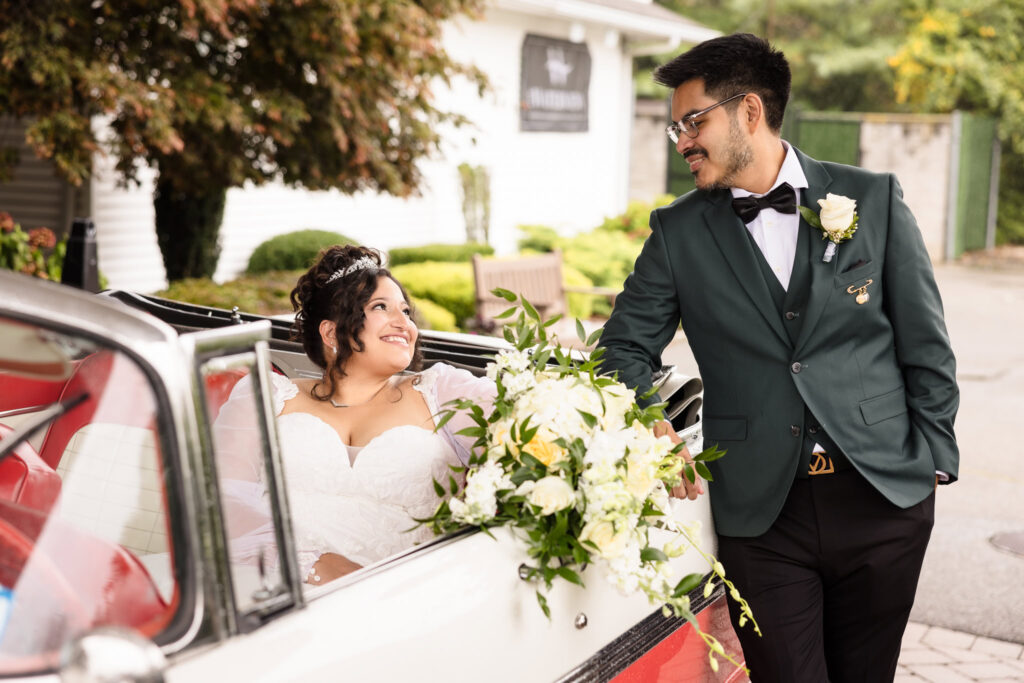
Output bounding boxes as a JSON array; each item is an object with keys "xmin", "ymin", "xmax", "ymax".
[
  {"xmin": 793, "ymin": 149, "xmax": 838, "ymax": 356},
  {"xmin": 703, "ymin": 192, "xmax": 790, "ymax": 347}
]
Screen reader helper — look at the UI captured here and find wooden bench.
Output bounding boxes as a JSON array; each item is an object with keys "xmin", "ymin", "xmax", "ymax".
[{"xmin": 471, "ymin": 250, "xmax": 619, "ymax": 330}]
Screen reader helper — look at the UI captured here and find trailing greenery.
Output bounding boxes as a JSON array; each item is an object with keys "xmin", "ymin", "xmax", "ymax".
[
  {"xmin": 390, "ymin": 261, "xmax": 477, "ymax": 326},
  {"xmin": 388, "ymin": 242, "xmax": 494, "ymax": 267},
  {"xmin": 246, "ymin": 229, "xmax": 357, "ymax": 274}
]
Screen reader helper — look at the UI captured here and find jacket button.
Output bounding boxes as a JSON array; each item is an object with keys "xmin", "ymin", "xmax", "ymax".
[
  {"xmin": 791, "ymin": 425, "xmax": 801, "ymax": 437},
  {"xmin": 785, "ymin": 311, "xmax": 796, "ymax": 320},
  {"xmin": 791, "ymin": 362, "xmax": 802, "ymax": 373}
]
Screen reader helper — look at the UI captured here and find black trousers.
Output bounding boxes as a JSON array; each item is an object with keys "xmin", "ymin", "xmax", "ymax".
[{"xmin": 716, "ymin": 470, "xmax": 935, "ymax": 683}]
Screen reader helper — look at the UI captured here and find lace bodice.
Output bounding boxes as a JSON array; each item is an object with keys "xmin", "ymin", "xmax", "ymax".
[{"xmin": 218, "ymin": 363, "xmax": 494, "ymax": 578}]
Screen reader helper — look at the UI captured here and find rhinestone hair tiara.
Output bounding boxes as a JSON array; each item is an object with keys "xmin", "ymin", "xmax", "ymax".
[{"xmin": 325, "ymin": 255, "xmax": 379, "ymax": 285}]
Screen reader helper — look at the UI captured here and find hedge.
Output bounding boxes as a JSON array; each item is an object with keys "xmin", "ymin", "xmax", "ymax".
[
  {"xmin": 411, "ymin": 296, "xmax": 457, "ymax": 332},
  {"xmin": 156, "ymin": 270, "xmax": 300, "ymax": 316},
  {"xmin": 247, "ymin": 229, "xmax": 357, "ymax": 274},
  {"xmin": 388, "ymin": 242, "xmax": 494, "ymax": 267},
  {"xmin": 390, "ymin": 261, "xmax": 476, "ymax": 326}
]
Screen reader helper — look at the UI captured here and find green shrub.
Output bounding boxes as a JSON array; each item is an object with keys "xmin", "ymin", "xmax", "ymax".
[
  {"xmin": 597, "ymin": 195, "xmax": 675, "ymax": 239},
  {"xmin": 391, "ymin": 261, "xmax": 475, "ymax": 326},
  {"xmin": 517, "ymin": 224, "xmax": 560, "ymax": 253},
  {"xmin": 562, "ymin": 229, "xmax": 641, "ymax": 291},
  {"xmin": 156, "ymin": 270, "xmax": 301, "ymax": 316},
  {"xmin": 410, "ymin": 296, "xmax": 457, "ymax": 332},
  {"xmin": 246, "ymin": 230, "xmax": 357, "ymax": 274},
  {"xmin": 388, "ymin": 242, "xmax": 494, "ymax": 267},
  {"xmin": 562, "ymin": 264, "xmax": 595, "ymax": 320}
]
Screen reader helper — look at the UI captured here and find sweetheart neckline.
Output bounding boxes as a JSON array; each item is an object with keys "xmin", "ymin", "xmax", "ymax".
[{"xmin": 277, "ymin": 412, "xmax": 443, "ymax": 466}]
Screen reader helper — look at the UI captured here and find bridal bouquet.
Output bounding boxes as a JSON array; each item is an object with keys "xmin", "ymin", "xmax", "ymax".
[{"xmin": 423, "ymin": 290, "xmax": 758, "ymax": 671}]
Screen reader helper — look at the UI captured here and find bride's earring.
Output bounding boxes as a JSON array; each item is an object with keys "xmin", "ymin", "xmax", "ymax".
[{"xmin": 329, "ymin": 344, "xmax": 337, "ymax": 354}]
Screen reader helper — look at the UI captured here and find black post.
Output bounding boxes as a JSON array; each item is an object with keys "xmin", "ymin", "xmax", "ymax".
[{"xmin": 61, "ymin": 217, "xmax": 100, "ymax": 292}]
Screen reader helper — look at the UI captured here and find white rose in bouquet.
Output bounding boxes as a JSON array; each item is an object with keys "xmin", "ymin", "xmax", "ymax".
[{"xmin": 527, "ymin": 476, "xmax": 576, "ymax": 515}]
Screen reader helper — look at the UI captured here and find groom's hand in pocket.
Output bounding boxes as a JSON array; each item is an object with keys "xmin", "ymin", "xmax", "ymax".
[{"xmin": 653, "ymin": 420, "xmax": 704, "ymax": 501}]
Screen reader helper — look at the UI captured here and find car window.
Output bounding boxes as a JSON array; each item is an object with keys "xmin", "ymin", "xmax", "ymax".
[
  {"xmin": 0, "ymin": 316, "xmax": 177, "ymax": 674},
  {"xmin": 201, "ymin": 354, "xmax": 292, "ymax": 620}
]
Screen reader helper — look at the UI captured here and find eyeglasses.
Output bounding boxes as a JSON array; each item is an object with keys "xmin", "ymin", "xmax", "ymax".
[{"xmin": 666, "ymin": 92, "xmax": 748, "ymax": 143}]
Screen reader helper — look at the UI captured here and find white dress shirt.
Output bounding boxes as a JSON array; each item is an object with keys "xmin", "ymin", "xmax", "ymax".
[{"xmin": 730, "ymin": 141, "xmax": 808, "ymax": 291}]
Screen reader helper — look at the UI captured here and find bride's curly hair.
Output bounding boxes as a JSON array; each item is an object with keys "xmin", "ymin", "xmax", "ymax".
[{"xmin": 290, "ymin": 245, "xmax": 423, "ymax": 401}]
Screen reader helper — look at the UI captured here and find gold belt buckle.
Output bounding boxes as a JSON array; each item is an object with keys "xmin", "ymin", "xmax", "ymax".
[{"xmin": 808, "ymin": 452, "xmax": 834, "ymax": 476}]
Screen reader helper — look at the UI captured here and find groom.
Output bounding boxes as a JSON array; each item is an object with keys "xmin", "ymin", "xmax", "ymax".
[{"xmin": 600, "ymin": 34, "xmax": 959, "ymax": 682}]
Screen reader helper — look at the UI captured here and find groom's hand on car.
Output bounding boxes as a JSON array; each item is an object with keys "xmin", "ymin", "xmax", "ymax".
[{"xmin": 653, "ymin": 420, "xmax": 704, "ymax": 501}]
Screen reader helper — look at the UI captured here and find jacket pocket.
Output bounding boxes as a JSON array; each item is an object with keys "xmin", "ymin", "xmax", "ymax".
[
  {"xmin": 835, "ymin": 266, "xmax": 878, "ymax": 290},
  {"xmin": 704, "ymin": 416, "xmax": 747, "ymax": 441},
  {"xmin": 859, "ymin": 387, "xmax": 907, "ymax": 425}
]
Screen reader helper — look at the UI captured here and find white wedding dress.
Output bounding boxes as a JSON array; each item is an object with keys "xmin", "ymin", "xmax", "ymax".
[{"xmin": 216, "ymin": 363, "xmax": 494, "ymax": 578}]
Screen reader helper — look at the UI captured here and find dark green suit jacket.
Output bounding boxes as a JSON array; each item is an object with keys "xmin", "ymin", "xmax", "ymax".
[{"xmin": 601, "ymin": 148, "xmax": 959, "ymax": 537}]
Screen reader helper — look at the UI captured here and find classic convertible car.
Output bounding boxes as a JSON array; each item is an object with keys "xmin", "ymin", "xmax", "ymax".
[{"xmin": 0, "ymin": 270, "xmax": 745, "ymax": 682}]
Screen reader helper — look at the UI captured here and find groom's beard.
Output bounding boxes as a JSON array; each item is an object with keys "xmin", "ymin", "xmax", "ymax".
[{"xmin": 692, "ymin": 116, "xmax": 754, "ymax": 191}]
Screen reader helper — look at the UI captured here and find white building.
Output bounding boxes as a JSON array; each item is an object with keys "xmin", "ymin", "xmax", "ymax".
[{"xmin": 0, "ymin": 0, "xmax": 714, "ymax": 292}]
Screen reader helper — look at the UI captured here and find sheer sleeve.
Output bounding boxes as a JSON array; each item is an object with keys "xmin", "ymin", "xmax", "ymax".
[{"xmin": 418, "ymin": 363, "xmax": 496, "ymax": 466}]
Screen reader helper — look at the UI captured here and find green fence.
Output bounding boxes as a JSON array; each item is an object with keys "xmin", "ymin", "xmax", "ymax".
[{"xmin": 954, "ymin": 113, "xmax": 997, "ymax": 256}]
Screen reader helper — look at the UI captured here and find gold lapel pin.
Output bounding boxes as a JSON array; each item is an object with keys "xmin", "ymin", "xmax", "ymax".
[{"xmin": 846, "ymin": 278, "xmax": 874, "ymax": 305}]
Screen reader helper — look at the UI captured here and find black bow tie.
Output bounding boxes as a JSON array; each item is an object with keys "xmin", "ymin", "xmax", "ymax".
[{"xmin": 731, "ymin": 182, "xmax": 797, "ymax": 223}]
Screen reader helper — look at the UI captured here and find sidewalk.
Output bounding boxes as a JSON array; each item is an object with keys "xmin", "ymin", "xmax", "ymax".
[{"xmin": 898, "ymin": 622, "xmax": 1024, "ymax": 682}]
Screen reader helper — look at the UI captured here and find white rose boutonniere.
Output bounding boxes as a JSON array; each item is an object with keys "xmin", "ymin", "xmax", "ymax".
[{"xmin": 798, "ymin": 193, "xmax": 859, "ymax": 263}]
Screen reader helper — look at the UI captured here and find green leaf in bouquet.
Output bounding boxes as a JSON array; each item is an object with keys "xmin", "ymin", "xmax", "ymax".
[
  {"xmin": 695, "ymin": 462, "xmax": 713, "ymax": 481},
  {"xmin": 694, "ymin": 443, "xmax": 727, "ymax": 463},
  {"xmin": 640, "ymin": 499, "xmax": 664, "ymax": 518},
  {"xmin": 640, "ymin": 547, "xmax": 669, "ymax": 563},
  {"xmin": 519, "ymin": 450, "xmax": 545, "ymax": 471},
  {"xmin": 510, "ymin": 465, "xmax": 536, "ymax": 486},
  {"xmin": 492, "ymin": 287, "xmax": 518, "ymax": 302},
  {"xmin": 433, "ymin": 409, "xmax": 457, "ymax": 433},
  {"xmin": 640, "ymin": 385, "xmax": 660, "ymax": 402},
  {"xmin": 536, "ymin": 591, "xmax": 551, "ymax": 619},
  {"xmin": 575, "ymin": 318, "xmax": 587, "ymax": 343},
  {"xmin": 533, "ymin": 347, "xmax": 552, "ymax": 369},
  {"xmin": 673, "ymin": 572, "xmax": 704, "ymax": 597},
  {"xmin": 586, "ymin": 326, "xmax": 603, "ymax": 347},
  {"xmin": 682, "ymin": 463, "xmax": 697, "ymax": 484},
  {"xmin": 577, "ymin": 410, "xmax": 598, "ymax": 428},
  {"xmin": 554, "ymin": 566, "xmax": 585, "ymax": 587},
  {"xmin": 570, "ymin": 539, "xmax": 591, "ymax": 565},
  {"xmin": 448, "ymin": 474, "xmax": 459, "ymax": 495},
  {"xmin": 432, "ymin": 478, "xmax": 446, "ymax": 497},
  {"xmin": 519, "ymin": 326, "xmax": 536, "ymax": 350},
  {"xmin": 502, "ymin": 325, "xmax": 516, "ymax": 344},
  {"xmin": 522, "ymin": 297, "xmax": 541, "ymax": 321},
  {"xmin": 541, "ymin": 314, "xmax": 562, "ymax": 328},
  {"xmin": 494, "ymin": 306, "xmax": 518, "ymax": 320},
  {"xmin": 455, "ymin": 425, "xmax": 486, "ymax": 438}
]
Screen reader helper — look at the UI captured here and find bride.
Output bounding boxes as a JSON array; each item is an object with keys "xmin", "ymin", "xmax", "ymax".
[{"xmin": 218, "ymin": 245, "xmax": 494, "ymax": 586}]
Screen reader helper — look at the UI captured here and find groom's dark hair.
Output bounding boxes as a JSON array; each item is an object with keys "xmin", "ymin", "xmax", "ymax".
[{"xmin": 654, "ymin": 33, "xmax": 790, "ymax": 133}]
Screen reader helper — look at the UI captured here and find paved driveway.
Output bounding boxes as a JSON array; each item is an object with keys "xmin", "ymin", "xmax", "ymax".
[{"xmin": 661, "ymin": 262, "xmax": 1024, "ymax": 643}]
